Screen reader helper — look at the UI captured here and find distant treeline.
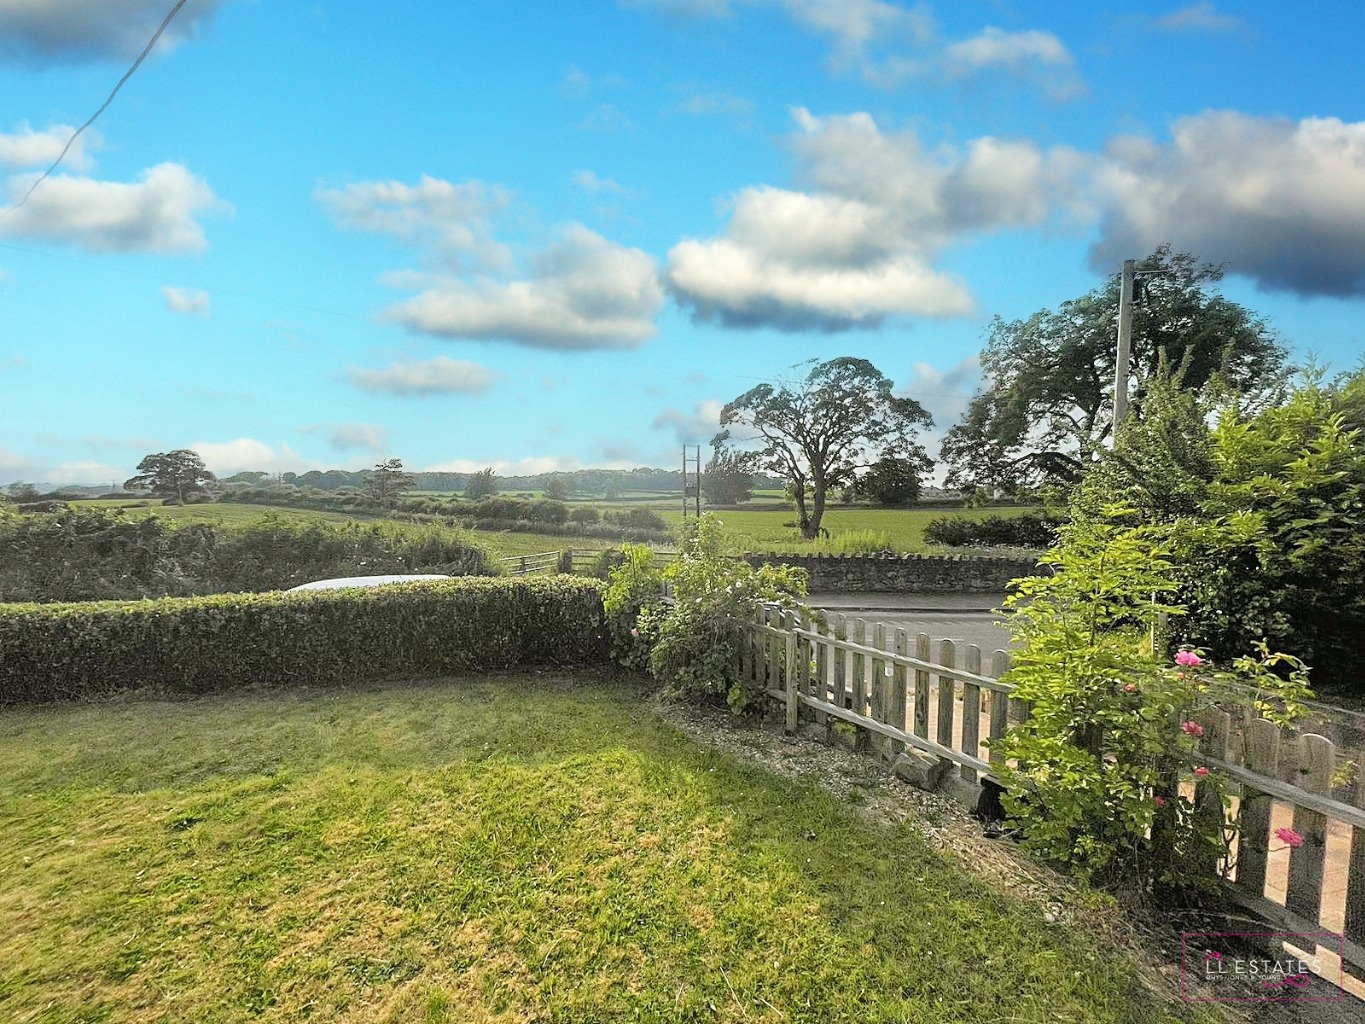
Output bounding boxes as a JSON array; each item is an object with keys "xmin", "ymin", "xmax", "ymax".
[{"xmin": 219, "ymin": 467, "xmax": 788, "ymax": 494}]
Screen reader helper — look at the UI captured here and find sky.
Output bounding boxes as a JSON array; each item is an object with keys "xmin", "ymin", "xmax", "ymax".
[{"xmin": 2, "ymin": 0, "xmax": 1365, "ymax": 488}]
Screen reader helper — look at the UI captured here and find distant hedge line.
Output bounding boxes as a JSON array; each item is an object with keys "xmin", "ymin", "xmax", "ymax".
[
  {"xmin": 922, "ymin": 511, "xmax": 1065, "ymax": 549},
  {"xmin": 0, "ymin": 576, "xmax": 609, "ymax": 704}
]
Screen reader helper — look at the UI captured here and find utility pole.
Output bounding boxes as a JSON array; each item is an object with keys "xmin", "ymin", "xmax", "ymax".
[
  {"xmin": 1113, "ymin": 258, "xmax": 1135, "ymax": 436},
  {"xmin": 681, "ymin": 446, "xmax": 701, "ymax": 518}
]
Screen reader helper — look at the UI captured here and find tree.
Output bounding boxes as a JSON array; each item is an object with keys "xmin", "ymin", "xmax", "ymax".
[
  {"xmin": 941, "ymin": 246, "xmax": 1288, "ymax": 493},
  {"xmin": 851, "ymin": 455, "xmax": 925, "ymax": 506},
  {"xmin": 464, "ymin": 467, "xmax": 498, "ymax": 500},
  {"xmin": 124, "ymin": 450, "xmax": 216, "ymax": 503},
  {"xmin": 363, "ymin": 458, "xmax": 414, "ymax": 503},
  {"xmin": 543, "ymin": 474, "xmax": 570, "ymax": 501},
  {"xmin": 715, "ymin": 357, "xmax": 932, "ymax": 539},
  {"xmin": 701, "ymin": 446, "xmax": 757, "ymax": 505}
]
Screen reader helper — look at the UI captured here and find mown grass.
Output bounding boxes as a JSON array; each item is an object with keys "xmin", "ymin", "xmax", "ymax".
[
  {"xmin": 0, "ymin": 676, "xmax": 1210, "ymax": 1024},
  {"xmin": 657, "ymin": 505, "xmax": 1039, "ymax": 554}
]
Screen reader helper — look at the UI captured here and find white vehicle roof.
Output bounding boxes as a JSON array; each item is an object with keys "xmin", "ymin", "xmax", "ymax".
[{"xmin": 286, "ymin": 574, "xmax": 452, "ymax": 592}]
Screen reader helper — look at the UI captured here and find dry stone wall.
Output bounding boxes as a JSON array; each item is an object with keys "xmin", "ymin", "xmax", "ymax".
[{"xmin": 740, "ymin": 552, "xmax": 1041, "ymax": 593}]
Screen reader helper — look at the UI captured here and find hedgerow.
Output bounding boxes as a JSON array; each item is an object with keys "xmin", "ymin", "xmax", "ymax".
[
  {"xmin": 0, "ymin": 576, "xmax": 608, "ymax": 704},
  {"xmin": 0, "ymin": 507, "xmax": 493, "ymax": 602}
]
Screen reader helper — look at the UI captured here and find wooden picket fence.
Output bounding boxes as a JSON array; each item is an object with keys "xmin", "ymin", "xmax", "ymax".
[{"xmin": 742, "ymin": 604, "xmax": 1365, "ymax": 996}]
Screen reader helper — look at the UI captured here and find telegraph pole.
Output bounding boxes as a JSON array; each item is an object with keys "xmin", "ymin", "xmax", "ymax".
[
  {"xmin": 1113, "ymin": 258, "xmax": 1135, "ymax": 436},
  {"xmin": 681, "ymin": 446, "xmax": 701, "ymax": 518}
]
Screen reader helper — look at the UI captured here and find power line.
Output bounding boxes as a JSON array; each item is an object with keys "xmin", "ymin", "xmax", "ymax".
[{"xmin": 0, "ymin": 0, "xmax": 190, "ymax": 221}]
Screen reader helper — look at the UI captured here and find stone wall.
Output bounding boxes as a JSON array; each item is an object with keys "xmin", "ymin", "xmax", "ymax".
[{"xmin": 741, "ymin": 552, "xmax": 1041, "ymax": 593}]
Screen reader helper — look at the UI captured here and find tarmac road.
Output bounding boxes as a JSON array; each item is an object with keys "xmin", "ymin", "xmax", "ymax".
[{"xmin": 804, "ymin": 592, "xmax": 1015, "ymax": 656}]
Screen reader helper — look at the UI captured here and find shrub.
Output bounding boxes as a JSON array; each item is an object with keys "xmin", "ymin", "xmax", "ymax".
[
  {"xmin": 924, "ymin": 512, "xmax": 1063, "ymax": 549},
  {"xmin": 997, "ymin": 506, "xmax": 1312, "ymax": 892},
  {"xmin": 568, "ymin": 506, "xmax": 601, "ymax": 525},
  {"xmin": 607, "ymin": 514, "xmax": 809, "ymax": 712},
  {"xmin": 0, "ymin": 576, "xmax": 609, "ymax": 704},
  {"xmin": 527, "ymin": 499, "xmax": 569, "ymax": 525}
]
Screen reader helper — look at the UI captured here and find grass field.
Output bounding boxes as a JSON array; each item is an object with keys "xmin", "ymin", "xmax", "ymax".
[
  {"xmin": 658, "ymin": 505, "xmax": 1038, "ymax": 554},
  {"xmin": 0, "ymin": 674, "xmax": 1205, "ymax": 1023},
  {"xmin": 69, "ymin": 498, "xmax": 1039, "ymax": 563}
]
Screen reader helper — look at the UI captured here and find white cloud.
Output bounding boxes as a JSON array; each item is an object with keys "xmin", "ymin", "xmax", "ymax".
[
  {"xmin": 348, "ymin": 356, "xmax": 497, "ymax": 395},
  {"xmin": 624, "ymin": 1, "xmax": 1079, "ymax": 97},
  {"xmin": 316, "ymin": 175, "xmax": 513, "ymax": 272},
  {"xmin": 1153, "ymin": 3, "xmax": 1243, "ymax": 33},
  {"xmin": 619, "ymin": 0, "xmax": 735, "ymax": 17},
  {"xmin": 652, "ymin": 400, "xmax": 725, "ymax": 444},
  {"xmin": 320, "ymin": 176, "xmax": 664, "ymax": 350},
  {"xmin": 0, "ymin": 0, "xmax": 226, "ymax": 63},
  {"xmin": 673, "ymin": 91, "xmax": 755, "ymax": 121},
  {"xmin": 579, "ymin": 104, "xmax": 635, "ymax": 133},
  {"xmin": 1089, "ymin": 112, "xmax": 1365, "ymax": 297},
  {"xmin": 0, "ymin": 443, "xmax": 35, "ymax": 477},
  {"xmin": 162, "ymin": 285, "xmax": 210, "ymax": 316},
  {"xmin": 666, "ymin": 109, "xmax": 1077, "ymax": 329},
  {"xmin": 421, "ymin": 455, "xmax": 591, "ymax": 475},
  {"xmin": 49, "ymin": 461, "xmax": 125, "ymax": 486},
  {"xmin": 935, "ymin": 27, "xmax": 1082, "ymax": 100},
  {"xmin": 573, "ymin": 169, "xmax": 627, "ymax": 195},
  {"xmin": 0, "ymin": 162, "xmax": 227, "ymax": 253},
  {"xmin": 189, "ymin": 439, "xmax": 313, "ymax": 477},
  {"xmin": 0, "ymin": 123, "xmax": 96, "ymax": 171},
  {"xmin": 299, "ymin": 422, "xmax": 391, "ymax": 454},
  {"xmin": 386, "ymin": 225, "xmax": 664, "ymax": 350}
]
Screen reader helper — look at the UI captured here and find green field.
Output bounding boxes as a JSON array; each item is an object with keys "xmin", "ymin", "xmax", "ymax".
[
  {"xmin": 69, "ymin": 498, "xmax": 1039, "ymax": 563},
  {"xmin": 659, "ymin": 505, "xmax": 1038, "ymax": 554},
  {"xmin": 0, "ymin": 674, "xmax": 1203, "ymax": 1023}
]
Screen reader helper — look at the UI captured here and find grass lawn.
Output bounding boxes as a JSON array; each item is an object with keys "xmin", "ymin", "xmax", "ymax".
[
  {"xmin": 0, "ymin": 676, "xmax": 1208, "ymax": 1023},
  {"xmin": 657, "ymin": 505, "xmax": 1039, "ymax": 554}
]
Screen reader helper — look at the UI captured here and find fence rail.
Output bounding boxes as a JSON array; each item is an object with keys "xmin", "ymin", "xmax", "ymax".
[
  {"xmin": 496, "ymin": 551, "xmax": 561, "ymax": 576},
  {"xmin": 743, "ymin": 604, "xmax": 1365, "ymax": 996}
]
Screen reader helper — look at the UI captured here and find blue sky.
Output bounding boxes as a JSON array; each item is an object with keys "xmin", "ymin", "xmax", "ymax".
[{"xmin": 2, "ymin": 1, "xmax": 1364, "ymax": 487}]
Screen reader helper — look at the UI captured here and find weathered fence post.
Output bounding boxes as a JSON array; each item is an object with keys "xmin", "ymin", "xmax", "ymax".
[
  {"xmin": 888, "ymin": 628, "xmax": 909, "ymax": 762},
  {"xmin": 1234, "ymin": 718, "xmax": 1281, "ymax": 899},
  {"xmin": 1195, "ymin": 709, "xmax": 1233, "ymax": 878},
  {"xmin": 1286, "ymin": 733, "xmax": 1334, "ymax": 922},
  {"xmin": 913, "ymin": 632, "xmax": 931, "ymax": 740},
  {"xmin": 784, "ymin": 625, "xmax": 798, "ymax": 733},
  {"xmin": 988, "ymin": 650, "xmax": 1011, "ymax": 769},
  {"xmin": 960, "ymin": 645, "xmax": 982, "ymax": 783},
  {"xmin": 850, "ymin": 618, "xmax": 869, "ymax": 751},
  {"xmin": 936, "ymin": 639, "xmax": 956, "ymax": 755},
  {"xmin": 1345, "ymin": 771, "xmax": 1365, "ymax": 983}
]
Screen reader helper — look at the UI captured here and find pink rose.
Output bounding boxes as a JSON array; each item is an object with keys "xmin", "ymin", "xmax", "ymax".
[
  {"xmin": 1181, "ymin": 721, "xmax": 1205, "ymax": 738},
  {"xmin": 1175, "ymin": 650, "xmax": 1204, "ymax": 667},
  {"xmin": 1193, "ymin": 766, "xmax": 1210, "ymax": 778},
  {"xmin": 1274, "ymin": 827, "xmax": 1305, "ymax": 848},
  {"xmin": 1154, "ymin": 796, "xmax": 1166, "ymax": 808},
  {"xmin": 630, "ymin": 628, "xmax": 639, "ymax": 637},
  {"xmin": 1123, "ymin": 683, "xmax": 1139, "ymax": 693}
]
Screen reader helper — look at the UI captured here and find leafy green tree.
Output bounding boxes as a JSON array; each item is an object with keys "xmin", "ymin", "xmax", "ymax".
[
  {"xmin": 851, "ymin": 454, "xmax": 926, "ymax": 506},
  {"xmin": 543, "ymin": 474, "xmax": 570, "ymax": 501},
  {"xmin": 363, "ymin": 458, "xmax": 414, "ymax": 503},
  {"xmin": 701, "ymin": 445, "xmax": 756, "ymax": 505},
  {"xmin": 942, "ymin": 246, "xmax": 1287, "ymax": 493},
  {"xmin": 124, "ymin": 450, "xmax": 216, "ymax": 503},
  {"xmin": 464, "ymin": 467, "xmax": 498, "ymax": 500},
  {"xmin": 716, "ymin": 357, "xmax": 932, "ymax": 539}
]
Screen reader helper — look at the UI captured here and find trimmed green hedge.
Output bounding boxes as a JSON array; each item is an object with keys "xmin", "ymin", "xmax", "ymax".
[{"xmin": 0, "ymin": 576, "xmax": 608, "ymax": 704}]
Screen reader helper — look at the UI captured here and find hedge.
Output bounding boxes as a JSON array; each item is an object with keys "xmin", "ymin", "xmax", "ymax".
[{"xmin": 0, "ymin": 576, "xmax": 609, "ymax": 704}]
